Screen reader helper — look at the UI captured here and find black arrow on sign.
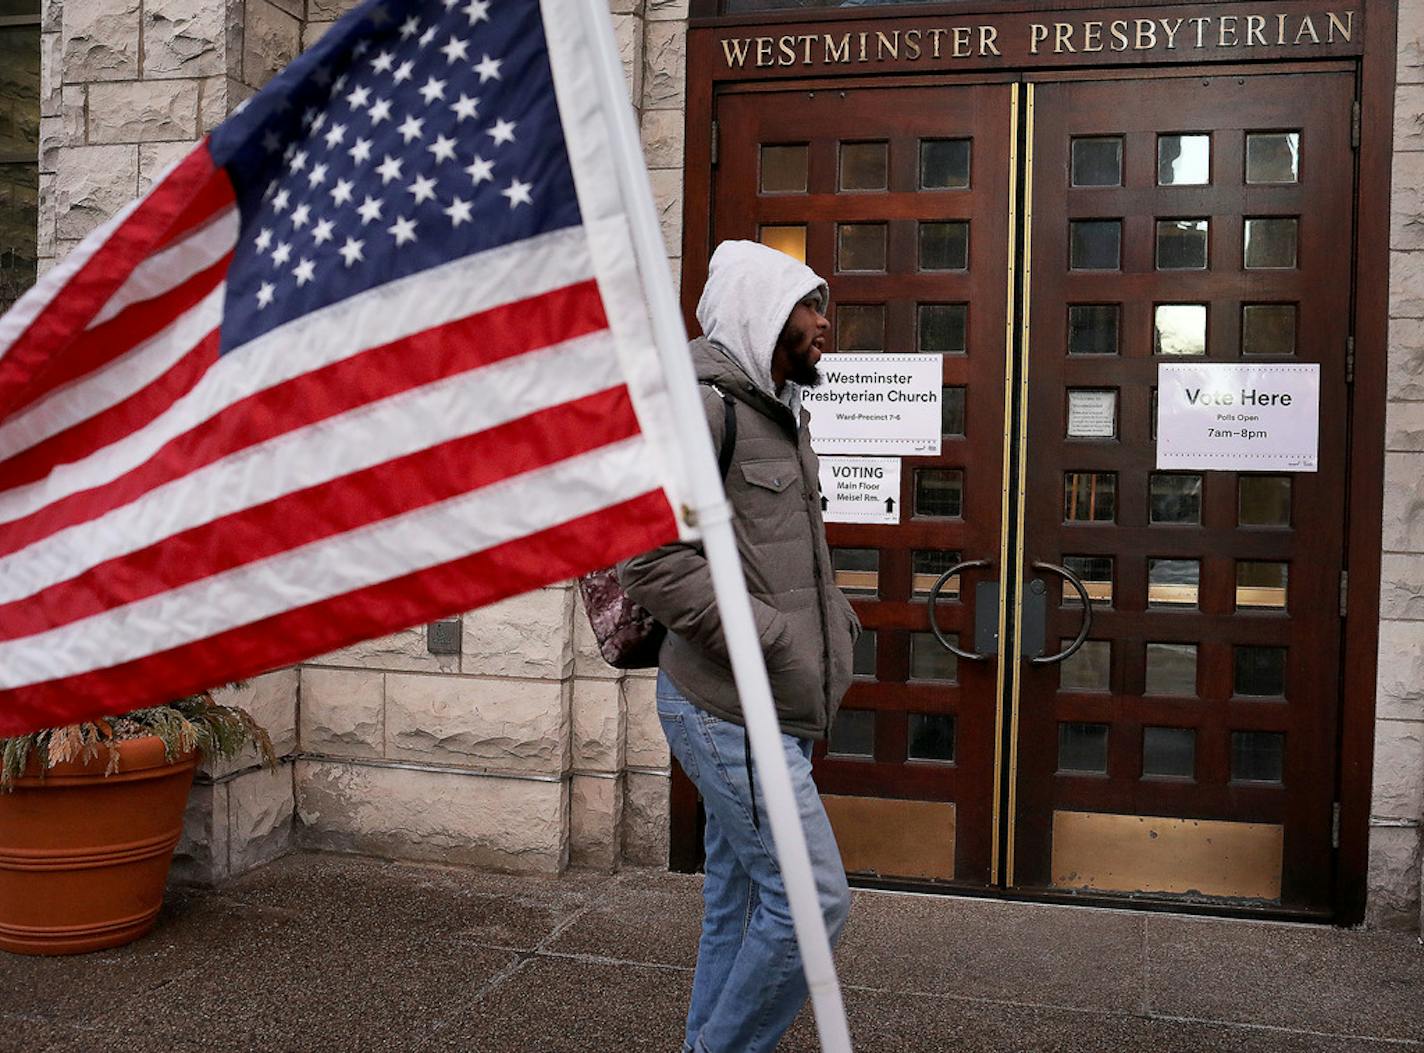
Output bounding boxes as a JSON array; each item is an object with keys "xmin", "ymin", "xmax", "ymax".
[
  {"xmin": 885, "ymin": 497, "xmax": 896, "ymax": 513},
  {"xmin": 821, "ymin": 495, "xmax": 829, "ymax": 512}
]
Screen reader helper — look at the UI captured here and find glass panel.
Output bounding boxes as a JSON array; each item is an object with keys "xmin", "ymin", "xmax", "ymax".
[
  {"xmin": 1149, "ymin": 473, "xmax": 1202, "ymax": 525},
  {"xmin": 1244, "ymin": 218, "xmax": 1298, "ymax": 269},
  {"xmin": 910, "ymin": 632, "xmax": 957, "ymax": 682},
  {"xmin": 1064, "ymin": 472, "xmax": 1117, "ymax": 522},
  {"xmin": 1066, "ymin": 389, "xmax": 1117, "ymax": 439},
  {"xmin": 1239, "ymin": 476, "xmax": 1291, "ymax": 526},
  {"xmin": 1070, "ymin": 137, "xmax": 1123, "ymax": 187},
  {"xmin": 832, "ymin": 548, "xmax": 879, "ymax": 597},
  {"xmin": 1058, "ymin": 722, "xmax": 1109, "ymax": 773},
  {"xmin": 828, "ymin": 709, "xmax": 874, "ymax": 757},
  {"xmin": 838, "ymin": 223, "xmax": 886, "ymax": 272},
  {"xmin": 1246, "ymin": 132, "xmax": 1300, "ymax": 184},
  {"xmin": 0, "ymin": 22, "xmax": 41, "ymax": 316},
  {"xmin": 908, "ymin": 714, "xmax": 956, "ymax": 762},
  {"xmin": 1232, "ymin": 731, "xmax": 1284, "ymax": 783},
  {"xmin": 1143, "ymin": 727, "xmax": 1196, "ymax": 778},
  {"xmin": 1154, "ymin": 304, "xmax": 1207, "ymax": 357},
  {"xmin": 840, "ymin": 141, "xmax": 888, "ymax": 192},
  {"xmin": 1061, "ymin": 640, "xmax": 1110, "ymax": 692},
  {"xmin": 920, "ymin": 139, "xmax": 971, "ymax": 189},
  {"xmin": 1149, "ymin": 558, "xmax": 1200, "ymax": 608},
  {"xmin": 760, "ymin": 144, "xmax": 808, "ymax": 193},
  {"xmin": 912, "ymin": 549, "xmax": 963, "ymax": 597},
  {"xmin": 1156, "ymin": 219, "xmax": 1209, "ymax": 270},
  {"xmin": 1068, "ymin": 305, "xmax": 1120, "ymax": 356},
  {"xmin": 1235, "ymin": 646, "xmax": 1287, "ymax": 697},
  {"xmin": 942, "ymin": 386, "xmax": 966, "ymax": 436},
  {"xmin": 1145, "ymin": 643, "xmax": 1197, "ymax": 696},
  {"xmin": 852, "ymin": 629, "xmax": 877, "ymax": 678},
  {"xmin": 1070, "ymin": 220, "xmax": 1121, "ymax": 270},
  {"xmin": 914, "ymin": 469, "xmax": 963, "ymax": 518},
  {"xmin": 1237, "ymin": 561, "xmax": 1288, "ymax": 609},
  {"xmin": 1063, "ymin": 556, "xmax": 1113, "ymax": 606},
  {"xmin": 919, "ymin": 222, "xmax": 969, "ymax": 271},
  {"xmin": 918, "ymin": 303, "xmax": 967, "ymax": 353},
  {"xmin": 759, "ymin": 225, "xmax": 806, "ymax": 263},
  {"xmin": 1158, "ymin": 134, "xmax": 1211, "ymax": 185},
  {"xmin": 836, "ymin": 304, "xmax": 885, "ymax": 352},
  {"xmin": 1242, "ymin": 304, "xmax": 1297, "ymax": 357}
]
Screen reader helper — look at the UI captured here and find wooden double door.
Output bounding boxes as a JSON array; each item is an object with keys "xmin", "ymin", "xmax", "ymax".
[{"xmin": 692, "ymin": 67, "xmax": 1357, "ymax": 916}]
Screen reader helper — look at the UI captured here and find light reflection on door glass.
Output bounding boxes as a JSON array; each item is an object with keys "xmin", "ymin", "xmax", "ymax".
[
  {"xmin": 832, "ymin": 548, "xmax": 879, "ymax": 597},
  {"xmin": 1148, "ymin": 558, "xmax": 1200, "ymax": 608},
  {"xmin": 829, "ymin": 709, "xmax": 875, "ymax": 757},
  {"xmin": 1145, "ymin": 643, "xmax": 1198, "ymax": 696},
  {"xmin": 1154, "ymin": 304, "xmax": 1207, "ymax": 356},
  {"xmin": 1158, "ymin": 134, "xmax": 1211, "ymax": 185},
  {"xmin": 910, "ymin": 632, "xmax": 958, "ymax": 682},
  {"xmin": 759, "ymin": 225, "xmax": 806, "ymax": 263},
  {"xmin": 1060, "ymin": 640, "xmax": 1110, "ymax": 692},
  {"xmin": 1246, "ymin": 132, "xmax": 1300, "ymax": 184},
  {"xmin": 760, "ymin": 144, "xmax": 808, "ymax": 194}
]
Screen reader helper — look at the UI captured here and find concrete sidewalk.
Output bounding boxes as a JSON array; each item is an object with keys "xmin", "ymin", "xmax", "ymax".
[{"xmin": 2, "ymin": 851, "xmax": 1421, "ymax": 1053}]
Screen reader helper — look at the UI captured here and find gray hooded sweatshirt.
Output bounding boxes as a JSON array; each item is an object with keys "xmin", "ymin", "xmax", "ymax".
[{"xmin": 618, "ymin": 241, "xmax": 858, "ymax": 739}]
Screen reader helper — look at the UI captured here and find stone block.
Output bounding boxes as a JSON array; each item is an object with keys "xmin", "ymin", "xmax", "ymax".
[
  {"xmin": 36, "ymin": 173, "xmax": 55, "ymax": 259},
  {"xmin": 385, "ymin": 673, "xmax": 568, "ymax": 774},
  {"xmin": 460, "ymin": 588, "xmax": 575, "ymax": 679},
  {"xmin": 307, "ymin": 0, "xmax": 363, "ymax": 19},
  {"xmin": 87, "ymin": 77, "xmax": 200, "ymax": 143},
  {"xmin": 138, "ymin": 141, "xmax": 193, "ymax": 192},
  {"xmin": 1397, "ymin": 85, "xmax": 1424, "ymax": 153},
  {"xmin": 1382, "ymin": 451, "xmax": 1424, "ymax": 552},
  {"xmin": 265, "ymin": 0, "xmax": 304, "ymax": 20},
  {"xmin": 41, "ymin": 31, "xmax": 60, "ymax": 117},
  {"xmin": 571, "ymin": 773, "xmax": 622, "ymax": 869},
  {"xmin": 303, "ymin": 20, "xmax": 337, "ymax": 52},
  {"xmin": 1381, "ymin": 553, "xmax": 1424, "ymax": 621},
  {"xmin": 643, "ymin": 21, "xmax": 686, "ymax": 111},
  {"xmin": 314, "ymin": 625, "xmax": 460, "ymax": 673},
  {"xmin": 647, "ymin": 0, "xmax": 687, "ymax": 20},
  {"xmin": 301, "ymin": 666, "xmax": 385, "ymax": 759},
  {"xmin": 1366, "ymin": 825, "xmax": 1422, "ymax": 929},
  {"xmin": 608, "ymin": 0, "xmax": 644, "ymax": 16},
  {"xmin": 572, "ymin": 677, "xmax": 623, "ymax": 771},
  {"xmin": 204, "ymin": 668, "xmax": 300, "ymax": 778},
  {"xmin": 227, "ymin": 764, "xmax": 295, "ymax": 874},
  {"xmin": 1391, "ymin": 249, "xmax": 1424, "ymax": 318},
  {"xmin": 1388, "ymin": 315, "xmax": 1424, "ymax": 399},
  {"xmin": 1387, "ymin": 401, "xmax": 1424, "ymax": 452},
  {"xmin": 1377, "ymin": 619, "xmax": 1424, "ymax": 720},
  {"xmin": 624, "ymin": 675, "xmax": 669, "ymax": 769},
  {"xmin": 54, "ymin": 143, "xmax": 137, "ymax": 240},
  {"xmin": 295, "ymin": 759, "xmax": 568, "ymax": 873},
  {"xmin": 622, "ymin": 770, "xmax": 669, "ymax": 866},
  {"xmin": 63, "ymin": 0, "xmax": 141, "ymax": 82},
  {"xmin": 39, "ymin": 116, "xmax": 63, "ymax": 175},
  {"xmin": 142, "ymin": 0, "xmax": 228, "ymax": 79},
  {"xmin": 1393, "ymin": 151, "xmax": 1424, "ymax": 251},
  {"xmin": 649, "ymin": 167, "xmax": 683, "ymax": 256},
  {"xmin": 60, "ymin": 85, "xmax": 85, "ymax": 142},
  {"xmin": 1374, "ymin": 720, "xmax": 1424, "ymax": 822},
  {"xmin": 42, "ymin": 0, "xmax": 60, "ymax": 34},
  {"xmin": 641, "ymin": 107, "xmax": 685, "ymax": 170},
  {"xmin": 573, "ymin": 590, "xmax": 623, "ymax": 679},
  {"xmin": 612, "ymin": 14, "xmax": 644, "ymax": 103},
  {"xmin": 242, "ymin": 0, "xmax": 300, "ymax": 91},
  {"xmin": 200, "ymin": 76, "xmax": 252, "ymax": 133},
  {"xmin": 171, "ymin": 780, "xmax": 229, "ymax": 885},
  {"xmin": 1401, "ymin": 0, "xmax": 1424, "ymax": 85}
]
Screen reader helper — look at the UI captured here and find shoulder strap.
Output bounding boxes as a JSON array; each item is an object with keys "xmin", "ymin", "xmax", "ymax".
[{"xmin": 700, "ymin": 381, "xmax": 737, "ymax": 482}]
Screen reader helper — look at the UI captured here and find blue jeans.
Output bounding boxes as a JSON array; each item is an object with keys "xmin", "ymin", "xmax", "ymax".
[{"xmin": 656, "ymin": 671, "xmax": 851, "ymax": 1053}]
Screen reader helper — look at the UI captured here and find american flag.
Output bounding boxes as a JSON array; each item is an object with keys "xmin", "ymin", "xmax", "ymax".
[{"xmin": 0, "ymin": 0, "xmax": 691, "ymax": 736}]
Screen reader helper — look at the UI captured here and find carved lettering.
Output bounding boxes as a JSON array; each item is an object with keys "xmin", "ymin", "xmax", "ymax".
[
  {"xmin": 904, "ymin": 28, "xmax": 922, "ymax": 60},
  {"xmin": 721, "ymin": 37, "xmax": 751, "ymax": 68},
  {"xmin": 1327, "ymin": 11, "xmax": 1354, "ymax": 42},
  {"xmin": 953, "ymin": 25, "xmax": 971, "ymax": 57},
  {"xmin": 1029, "ymin": 23, "xmax": 1049, "ymax": 55},
  {"xmin": 778, "ymin": 35, "xmax": 797, "ymax": 65},
  {"xmin": 1082, "ymin": 21, "xmax": 1104, "ymax": 52},
  {"xmin": 979, "ymin": 24, "xmax": 1000, "ymax": 56},
  {"xmin": 928, "ymin": 28, "xmax": 946, "ymax": 58},
  {"xmin": 1109, "ymin": 20, "xmax": 1131, "ymax": 51},
  {"xmin": 799, "ymin": 33, "xmax": 816, "ymax": 64},
  {"xmin": 1246, "ymin": 15, "xmax": 1267, "ymax": 45},
  {"xmin": 1134, "ymin": 19, "xmax": 1157, "ymax": 50},
  {"xmin": 1055, "ymin": 22, "xmax": 1076, "ymax": 53},
  {"xmin": 876, "ymin": 30, "xmax": 898, "ymax": 60},
  {"xmin": 1218, "ymin": 15, "xmax": 1238, "ymax": 46},
  {"xmin": 755, "ymin": 36, "xmax": 773, "ymax": 66},
  {"xmin": 1190, "ymin": 16, "xmax": 1210, "ymax": 47},
  {"xmin": 1295, "ymin": 15, "xmax": 1320, "ymax": 44},
  {"xmin": 824, "ymin": 33, "xmax": 850, "ymax": 64},
  {"xmin": 858, "ymin": 30, "xmax": 868, "ymax": 61},
  {"xmin": 1160, "ymin": 18, "xmax": 1184, "ymax": 49},
  {"xmin": 1277, "ymin": 13, "xmax": 1289, "ymax": 44}
]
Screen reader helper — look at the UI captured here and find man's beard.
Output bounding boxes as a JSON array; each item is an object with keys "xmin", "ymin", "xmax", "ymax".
[{"xmin": 788, "ymin": 353, "xmax": 822, "ymax": 387}]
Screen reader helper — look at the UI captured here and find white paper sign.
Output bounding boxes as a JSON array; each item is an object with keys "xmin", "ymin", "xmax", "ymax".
[
  {"xmin": 803, "ymin": 354, "xmax": 942, "ymax": 456},
  {"xmin": 818, "ymin": 457, "xmax": 902, "ymax": 525},
  {"xmin": 1156, "ymin": 363, "xmax": 1319, "ymax": 472},
  {"xmin": 1067, "ymin": 390, "xmax": 1117, "ymax": 438}
]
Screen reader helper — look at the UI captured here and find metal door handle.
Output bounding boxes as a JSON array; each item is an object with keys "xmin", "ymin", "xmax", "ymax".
[
  {"xmin": 1029, "ymin": 560, "xmax": 1093, "ymax": 665},
  {"xmin": 927, "ymin": 559, "xmax": 993, "ymax": 661}
]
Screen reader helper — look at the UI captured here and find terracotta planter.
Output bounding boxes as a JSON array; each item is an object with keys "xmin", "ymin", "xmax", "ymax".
[{"xmin": 0, "ymin": 736, "xmax": 198, "ymax": 956}]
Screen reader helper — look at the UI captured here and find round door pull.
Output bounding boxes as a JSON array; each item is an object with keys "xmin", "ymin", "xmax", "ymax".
[
  {"xmin": 1029, "ymin": 560, "xmax": 1094, "ymax": 665},
  {"xmin": 927, "ymin": 559, "xmax": 993, "ymax": 661}
]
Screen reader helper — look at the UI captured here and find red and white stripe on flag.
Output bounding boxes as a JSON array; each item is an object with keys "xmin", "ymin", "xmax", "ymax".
[{"xmin": 0, "ymin": 1, "xmax": 693, "ymax": 738}]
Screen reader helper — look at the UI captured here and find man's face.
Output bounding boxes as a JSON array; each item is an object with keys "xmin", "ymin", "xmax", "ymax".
[{"xmin": 772, "ymin": 295, "xmax": 830, "ymax": 389}]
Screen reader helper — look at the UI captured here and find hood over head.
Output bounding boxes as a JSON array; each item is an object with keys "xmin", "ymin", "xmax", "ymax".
[{"xmin": 695, "ymin": 240, "xmax": 829, "ymax": 400}]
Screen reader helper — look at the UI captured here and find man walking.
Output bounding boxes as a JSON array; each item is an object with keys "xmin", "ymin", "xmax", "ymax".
[{"xmin": 619, "ymin": 240, "xmax": 859, "ymax": 1053}]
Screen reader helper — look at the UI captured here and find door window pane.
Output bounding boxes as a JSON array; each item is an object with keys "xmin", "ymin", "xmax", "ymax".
[
  {"xmin": 915, "ymin": 469, "xmax": 963, "ymax": 518},
  {"xmin": 1058, "ymin": 722, "xmax": 1109, "ymax": 773},
  {"xmin": 1070, "ymin": 220, "xmax": 1121, "ymax": 270},
  {"xmin": 1063, "ymin": 556, "xmax": 1113, "ymax": 606},
  {"xmin": 1064, "ymin": 472, "xmax": 1117, "ymax": 522},
  {"xmin": 838, "ymin": 223, "xmax": 886, "ymax": 272},
  {"xmin": 759, "ymin": 225, "xmax": 806, "ymax": 263},
  {"xmin": 908, "ymin": 714, "xmax": 956, "ymax": 762},
  {"xmin": 1154, "ymin": 304, "xmax": 1207, "ymax": 357},
  {"xmin": 1060, "ymin": 640, "xmax": 1110, "ymax": 692},
  {"xmin": 832, "ymin": 548, "xmax": 879, "ymax": 596},
  {"xmin": 1235, "ymin": 646, "xmax": 1287, "ymax": 697},
  {"xmin": 1236, "ymin": 561, "xmax": 1288, "ymax": 609},
  {"xmin": 1158, "ymin": 134, "xmax": 1211, "ymax": 185},
  {"xmin": 942, "ymin": 386, "xmax": 966, "ymax": 436},
  {"xmin": 1246, "ymin": 132, "xmax": 1300, "ymax": 184},
  {"xmin": 1156, "ymin": 219, "xmax": 1209, "ymax": 270},
  {"xmin": 840, "ymin": 141, "xmax": 888, "ymax": 192},
  {"xmin": 1143, "ymin": 727, "xmax": 1196, "ymax": 778},
  {"xmin": 910, "ymin": 632, "xmax": 958, "ymax": 682},
  {"xmin": 1242, "ymin": 304, "xmax": 1297, "ymax": 356},
  {"xmin": 919, "ymin": 222, "xmax": 968, "ymax": 271},
  {"xmin": 912, "ymin": 549, "xmax": 963, "ymax": 597},
  {"xmin": 760, "ymin": 144, "xmax": 808, "ymax": 193},
  {"xmin": 1070, "ymin": 137, "xmax": 1123, "ymax": 187},
  {"xmin": 1149, "ymin": 474, "xmax": 1202, "ymax": 525},
  {"xmin": 1145, "ymin": 643, "xmax": 1197, "ymax": 696},
  {"xmin": 1231, "ymin": 731, "xmax": 1284, "ymax": 783},
  {"xmin": 1068, "ymin": 304, "xmax": 1120, "ymax": 356},
  {"xmin": 920, "ymin": 138, "xmax": 970, "ymax": 189},
  {"xmin": 1244, "ymin": 218, "xmax": 1298, "ymax": 269},
  {"xmin": 1149, "ymin": 558, "xmax": 1200, "ymax": 608},
  {"xmin": 1066, "ymin": 389, "xmax": 1117, "ymax": 439},
  {"xmin": 852, "ymin": 629, "xmax": 877, "ymax": 678},
  {"xmin": 918, "ymin": 303, "xmax": 967, "ymax": 353},
  {"xmin": 837, "ymin": 304, "xmax": 885, "ymax": 352},
  {"xmin": 1239, "ymin": 476, "xmax": 1291, "ymax": 526},
  {"xmin": 829, "ymin": 709, "xmax": 875, "ymax": 757}
]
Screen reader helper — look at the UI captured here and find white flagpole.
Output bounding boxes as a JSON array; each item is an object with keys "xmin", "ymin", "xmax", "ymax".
[{"xmin": 570, "ymin": 3, "xmax": 854, "ymax": 1051}]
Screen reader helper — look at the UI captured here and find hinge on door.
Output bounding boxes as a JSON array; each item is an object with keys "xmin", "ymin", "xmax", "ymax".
[
  {"xmin": 1332, "ymin": 802, "xmax": 1341, "ymax": 849},
  {"xmin": 1346, "ymin": 335, "xmax": 1355, "ymax": 384},
  {"xmin": 710, "ymin": 119, "xmax": 719, "ymax": 166},
  {"xmin": 1340, "ymin": 569, "xmax": 1349, "ymax": 616},
  {"xmin": 1351, "ymin": 100, "xmax": 1361, "ymax": 150}
]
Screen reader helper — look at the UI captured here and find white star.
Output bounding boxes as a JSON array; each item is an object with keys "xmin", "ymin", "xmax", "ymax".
[
  {"xmin": 292, "ymin": 257, "xmax": 316, "ymax": 286},
  {"xmin": 376, "ymin": 154, "xmax": 404, "ymax": 184},
  {"xmin": 271, "ymin": 240, "xmax": 292, "ymax": 265},
  {"xmin": 441, "ymin": 0, "xmax": 459, "ymax": 8},
  {"xmin": 323, "ymin": 122, "xmax": 347, "ymax": 148},
  {"xmin": 330, "ymin": 178, "xmax": 355, "ymax": 206},
  {"xmin": 291, "ymin": 203, "xmax": 311, "ymax": 228},
  {"xmin": 312, "ymin": 218, "xmax": 336, "ymax": 245},
  {"xmin": 419, "ymin": 25, "xmax": 438, "ymax": 47},
  {"xmin": 473, "ymin": 54, "xmax": 502, "ymax": 82},
  {"xmin": 398, "ymin": 15, "xmax": 420, "ymax": 38},
  {"xmin": 272, "ymin": 188, "xmax": 291, "ymax": 212},
  {"xmin": 254, "ymin": 227, "xmax": 273, "ymax": 251},
  {"xmin": 418, "ymin": 76, "xmax": 447, "ymax": 104},
  {"xmin": 428, "ymin": 134, "xmax": 458, "ymax": 163},
  {"xmin": 450, "ymin": 93, "xmax": 479, "ymax": 122},
  {"xmin": 301, "ymin": 107, "xmax": 318, "ymax": 128},
  {"xmin": 338, "ymin": 236, "xmax": 365, "ymax": 267},
  {"xmin": 333, "ymin": 73, "xmax": 348, "ymax": 92},
  {"xmin": 392, "ymin": 60, "xmax": 415, "ymax": 84},
  {"xmin": 282, "ymin": 142, "xmax": 296, "ymax": 162},
  {"xmin": 462, "ymin": 0, "xmax": 490, "ymax": 25},
  {"xmin": 262, "ymin": 130, "xmax": 282, "ymax": 153},
  {"xmin": 441, "ymin": 36, "xmax": 469, "ymax": 63},
  {"xmin": 353, "ymin": 38, "xmax": 372, "ymax": 56},
  {"xmin": 444, "ymin": 196, "xmax": 474, "ymax": 226},
  {"xmin": 348, "ymin": 137, "xmax": 373, "ymax": 164},
  {"xmin": 502, "ymin": 178, "xmax": 532, "ymax": 208},
  {"xmin": 346, "ymin": 84, "xmax": 371, "ymax": 109},
  {"xmin": 357, "ymin": 196, "xmax": 384, "ymax": 224},
  {"xmin": 307, "ymin": 162, "xmax": 328, "ymax": 187},
  {"xmin": 368, "ymin": 98, "xmax": 393, "ymax": 125},
  {"xmin": 388, "ymin": 215, "xmax": 418, "ymax": 246},
  {"xmin": 289, "ymin": 148, "xmax": 308, "ymax": 172},
  {"xmin": 396, "ymin": 114, "xmax": 425, "ymax": 143},
  {"xmin": 464, "ymin": 154, "xmax": 494, "ymax": 184},
  {"xmin": 487, "ymin": 118, "xmax": 516, "ymax": 146},
  {"xmin": 408, "ymin": 173, "xmax": 438, "ymax": 204},
  {"xmin": 311, "ymin": 112, "xmax": 327, "ymax": 133},
  {"xmin": 371, "ymin": 49, "xmax": 395, "ymax": 73},
  {"xmin": 256, "ymin": 281, "xmax": 276, "ymax": 309}
]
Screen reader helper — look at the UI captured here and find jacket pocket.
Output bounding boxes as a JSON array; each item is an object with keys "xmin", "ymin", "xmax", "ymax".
[{"xmin": 739, "ymin": 459, "xmax": 799, "ymax": 494}]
